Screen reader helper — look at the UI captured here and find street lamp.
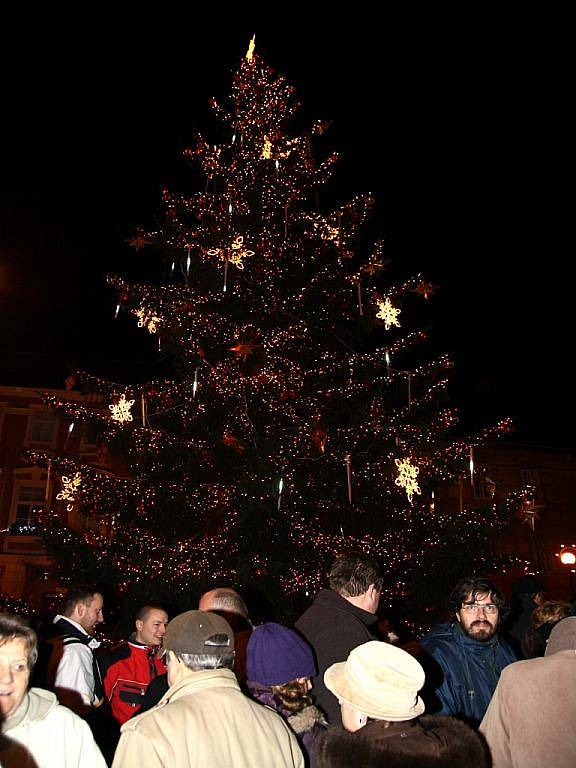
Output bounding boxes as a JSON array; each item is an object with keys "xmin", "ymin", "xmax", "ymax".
[
  {"xmin": 559, "ymin": 545, "xmax": 576, "ymax": 566},
  {"xmin": 556, "ymin": 545, "xmax": 576, "ymax": 599}
]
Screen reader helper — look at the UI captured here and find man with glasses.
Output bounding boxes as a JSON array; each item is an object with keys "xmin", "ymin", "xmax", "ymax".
[{"xmin": 420, "ymin": 577, "xmax": 516, "ymax": 727}]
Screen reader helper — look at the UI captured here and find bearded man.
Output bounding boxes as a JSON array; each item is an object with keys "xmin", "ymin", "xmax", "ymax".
[{"xmin": 420, "ymin": 577, "xmax": 516, "ymax": 727}]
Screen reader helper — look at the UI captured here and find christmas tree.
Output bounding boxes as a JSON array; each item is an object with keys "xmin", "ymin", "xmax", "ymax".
[{"xmin": 30, "ymin": 39, "xmax": 510, "ymax": 619}]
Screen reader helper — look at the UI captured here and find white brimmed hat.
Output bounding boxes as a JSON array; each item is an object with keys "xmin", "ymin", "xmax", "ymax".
[{"xmin": 324, "ymin": 641, "xmax": 425, "ymax": 721}]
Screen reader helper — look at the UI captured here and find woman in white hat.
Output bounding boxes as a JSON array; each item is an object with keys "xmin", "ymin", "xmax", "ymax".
[{"xmin": 314, "ymin": 641, "xmax": 488, "ymax": 768}]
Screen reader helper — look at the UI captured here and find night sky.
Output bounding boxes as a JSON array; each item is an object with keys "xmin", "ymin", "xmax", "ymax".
[{"xmin": 0, "ymin": 20, "xmax": 571, "ymax": 447}]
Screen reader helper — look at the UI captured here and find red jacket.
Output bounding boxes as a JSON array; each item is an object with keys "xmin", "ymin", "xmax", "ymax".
[{"xmin": 99, "ymin": 634, "xmax": 165, "ymax": 724}]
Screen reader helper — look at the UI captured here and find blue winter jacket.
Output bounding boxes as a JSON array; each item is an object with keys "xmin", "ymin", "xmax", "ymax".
[{"xmin": 420, "ymin": 621, "xmax": 516, "ymax": 727}]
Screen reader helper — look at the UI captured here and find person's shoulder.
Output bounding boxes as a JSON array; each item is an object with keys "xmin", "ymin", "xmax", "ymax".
[
  {"xmin": 98, "ymin": 641, "xmax": 131, "ymax": 671},
  {"xmin": 28, "ymin": 688, "xmax": 87, "ymax": 727},
  {"xmin": 421, "ymin": 622, "xmax": 455, "ymax": 649}
]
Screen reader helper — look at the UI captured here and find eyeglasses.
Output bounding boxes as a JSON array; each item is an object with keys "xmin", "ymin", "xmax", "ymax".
[{"xmin": 461, "ymin": 602, "xmax": 498, "ymax": 614}]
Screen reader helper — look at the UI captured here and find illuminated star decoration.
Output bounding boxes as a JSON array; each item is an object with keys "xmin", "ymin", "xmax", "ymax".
[
  {"xmin": 246, "ymin": 34, "xmax": 256, "ymax": 62},
  {"xmin": 133, "ymin": 308, "xmax": 161, "ymax": 334},
  {"xmin": 411, "ymin": 280, "xmax": 438, "ymax": 300},
  {"xmin": 229, "ymin": 341, "xmax": 261, "ymax": 362},
  {"xmin": 261, "ymin": 137, "xmax": 273, "ymax": 160},
  {"xmin": 207, "ymin": 235, "xmax": 254, "ymax": 270},
  {"xmin": 56, "ymin": 472, "xmax": 82, "ymax": 511},
  {"xmin": 126, "ymin": 232, "xmax": 150, "ymax": 252},
  {"xmin": 394, "ymin": 458, "xmax": 421, "ymax": 503},
  {"xmin": 109, "ymin": 394, "xmax": 135, "ymax": 423},
  {"xmin": 362, "ymin": 260, "xmax": 390, "ymax": 275},
  {"xmin": 376, "ymin": 297, "xmax": 402, "ymax": 330},
  {"xmin": 518, "ymin": 487, "xmax": 544, "ymax": 531}
]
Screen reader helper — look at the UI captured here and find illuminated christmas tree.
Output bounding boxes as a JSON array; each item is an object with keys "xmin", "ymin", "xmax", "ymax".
[{"xmin": 31, "ymin": 40, "xmax": 511, "ymax": 617}]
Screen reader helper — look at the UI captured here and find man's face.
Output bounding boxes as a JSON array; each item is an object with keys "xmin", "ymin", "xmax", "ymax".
[
  {"xmin": 0, "ymin": 638, "xmax": 31, "ymax": 718},
  {"xmin": 135, "ymin": 609, "xmax": 169, "ymax": 646},
  {"xmin": 456, "ymin": 591, "xmax": 499, "ymax": 641},
  {"xmin": 78, "ymin": 593, "xmax": 104, "ymax": 633}
]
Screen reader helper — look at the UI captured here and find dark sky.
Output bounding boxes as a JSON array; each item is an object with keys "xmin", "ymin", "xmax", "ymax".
[{"xmin": 0, "ymin": 20, "xmax": 572, "ymax": 447}]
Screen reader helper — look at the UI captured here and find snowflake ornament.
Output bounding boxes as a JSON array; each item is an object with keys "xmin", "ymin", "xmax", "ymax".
[
  {"xmin": 376, "ymin": 297, "xmax": 401, "ymax": 330},
  {"xmin": 109, "ymin": 394, "xmax": 135, "ymax": 423},
  {"xmin": 394, "ymin": 457, "xmax": 421, "ymax": 503},
  {"xmin": 207, "ymin": 235, "xmax": 254, "ymax": 270},
  {"xmin": 133, "ymin": 308, "xmax": 161, "ymax": 334},
  {"xmin": 56, "ymin": 472, "xmax": 82, "ymax": 511}
]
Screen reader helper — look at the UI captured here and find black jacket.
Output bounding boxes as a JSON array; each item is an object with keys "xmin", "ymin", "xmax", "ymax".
[{"xmin": 295, "ymin": 588, "xmax": 378, "ymax": 725}]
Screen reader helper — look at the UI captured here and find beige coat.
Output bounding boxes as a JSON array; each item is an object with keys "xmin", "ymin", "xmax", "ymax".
[
  {"xmin": 479, "ymin": 649, "xmax": 576, "ymax": 768},
  {"xmin": 112, "ymin": 668, "xmax": 304, "ymax": 768}
]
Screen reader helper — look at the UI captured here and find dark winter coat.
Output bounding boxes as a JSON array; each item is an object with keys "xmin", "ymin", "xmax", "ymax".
[
  {"xmin": 420, "ymin": 621, "xmax": 516, "ymax": 727},
  {"xmin": 247, "ymin": 682, "xmax": 327, "ymax": 768},
  {"xmin": 295, "ymin": 589, "xmax": 378, "ymax": 726},
  {"xmin": 314, "ymin": 715, "xmax": 489, "ymax": 768}
]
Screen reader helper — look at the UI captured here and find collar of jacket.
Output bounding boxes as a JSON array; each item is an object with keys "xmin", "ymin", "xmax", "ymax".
[
  {"xmin": 158, "ymin": 668, "xmax": 239, "ymax": 707},
  {"xmin": 315, "ymin": 588, "xmax": 379, "ymax": 625},
  {"xmin": 127, "ymin": 631, "xmax": 161, "ymax": 652},
  {"xmin": 360, "ymin": 718, "xmax": 419, "ymax": 741},
  {"xmin": 451, "ymin": 621, "xmax": 500, "ymax": 651}
]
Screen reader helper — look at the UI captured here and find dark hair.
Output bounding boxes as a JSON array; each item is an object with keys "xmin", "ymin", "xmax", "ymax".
[
  {"xmin": 0, "ymin": 613, "xmax": 38, "ymax": 668},
  {"xmin": 272, "ymin": 679, "xmax": 313, "ymax": 713},
  {"xmin": 60, "ymin": 585, "xmax": 101, "ymax": 617},
  {"xmin": 329, "ymin": 552, "xmax": 384, "ymax": 597},
  {"xmin": 448, "ymin": 577, "xmax": 509, "ymax": 622},
  {"xmin": 135, "ymin": 604, "xmax": 167, "ymax": 623}
]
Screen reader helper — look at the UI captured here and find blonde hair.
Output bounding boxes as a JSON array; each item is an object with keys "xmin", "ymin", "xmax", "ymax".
[{"xmin": 532, "ymin": 601, "xmax": 571, "ymax": 629}]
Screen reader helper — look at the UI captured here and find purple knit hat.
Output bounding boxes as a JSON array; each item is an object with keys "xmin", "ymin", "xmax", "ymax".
[{"xmin": 246, "ymin": 622, "xmax": 317, "ymax": 686}]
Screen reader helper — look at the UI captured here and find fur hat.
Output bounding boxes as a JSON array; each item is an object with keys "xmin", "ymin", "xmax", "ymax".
[
  {"xmin": 324, "ymin": 641, "xmax": 425, "ymax": 721},
  {"xmin": 247, "ymin": 622, "xmax": 317, "ymax": 686}
]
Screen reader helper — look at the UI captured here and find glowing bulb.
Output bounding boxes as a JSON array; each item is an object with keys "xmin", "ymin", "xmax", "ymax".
[
  {"xmin": 171, "ymin": 261, "xmax": 175, "ymax": 273},
  {"xmin": 278, "ymin": 477, "xmax": 284, "ymax": 494},
  {"xmin": 228, "ymin": 201, "xmax": 233, "ymax": 214},
  {"xmin": 114, "ymin": 303, "xmax": 121, "ymax": 319},
  {"xmin": 186, "ymin": 253, "xmax": 191, "ymax": 275},
  {"xmin": 68, "ymin": 422, "xmax": 75, "ymax": 434},
  {"xmin": 560, "ymin": 547, "xmax": 576, "ymax": 565}
]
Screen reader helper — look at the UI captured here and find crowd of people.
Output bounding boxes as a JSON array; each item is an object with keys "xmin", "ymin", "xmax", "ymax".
[{"xmin": 0, "ymin": 552, "xmax": 575, "ymax": 767}]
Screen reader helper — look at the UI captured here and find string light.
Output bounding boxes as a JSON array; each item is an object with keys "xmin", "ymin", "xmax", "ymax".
[{"xmin": 27, "ymin": 44, "xmax": 514, "ymax": 610}]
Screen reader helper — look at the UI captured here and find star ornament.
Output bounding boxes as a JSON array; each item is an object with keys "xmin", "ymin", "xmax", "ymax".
[
  {"xmin": 246, "ymin": 34, "xmax": 256, "ymax": 62},
  {"xmin": 362, "ymin": 259, "xmax": 390, "ymax": 275},
  {"xmin": 229, "ymin": 341, "xmax": 261, "ymax": 362},
  {"xmin": 376, "ymin": 297, "xmax": 401, "ymax": 330},
  {"xmin": 56, "ymin": 472, "xmax": 83, "ymax": 511},
  {"xmin": 394, "ymin": 458, "xmax": 422, "ymax": 503},
  {"xmin": 126, "ymin": 232, "xmax": 150, "ymax": 252},
  {"xmin": 109, "ymin": 394, "xmax": 135, "ymax": 423},
  {"xmin": 411, "ymin": 280, "xmax": 438, "ymax": 300}
]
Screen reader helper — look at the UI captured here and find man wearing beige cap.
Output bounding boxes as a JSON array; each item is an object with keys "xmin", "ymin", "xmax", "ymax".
[{"xmin": 112, "ymin": 610, "xmax": 304, "ymax": 768}]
